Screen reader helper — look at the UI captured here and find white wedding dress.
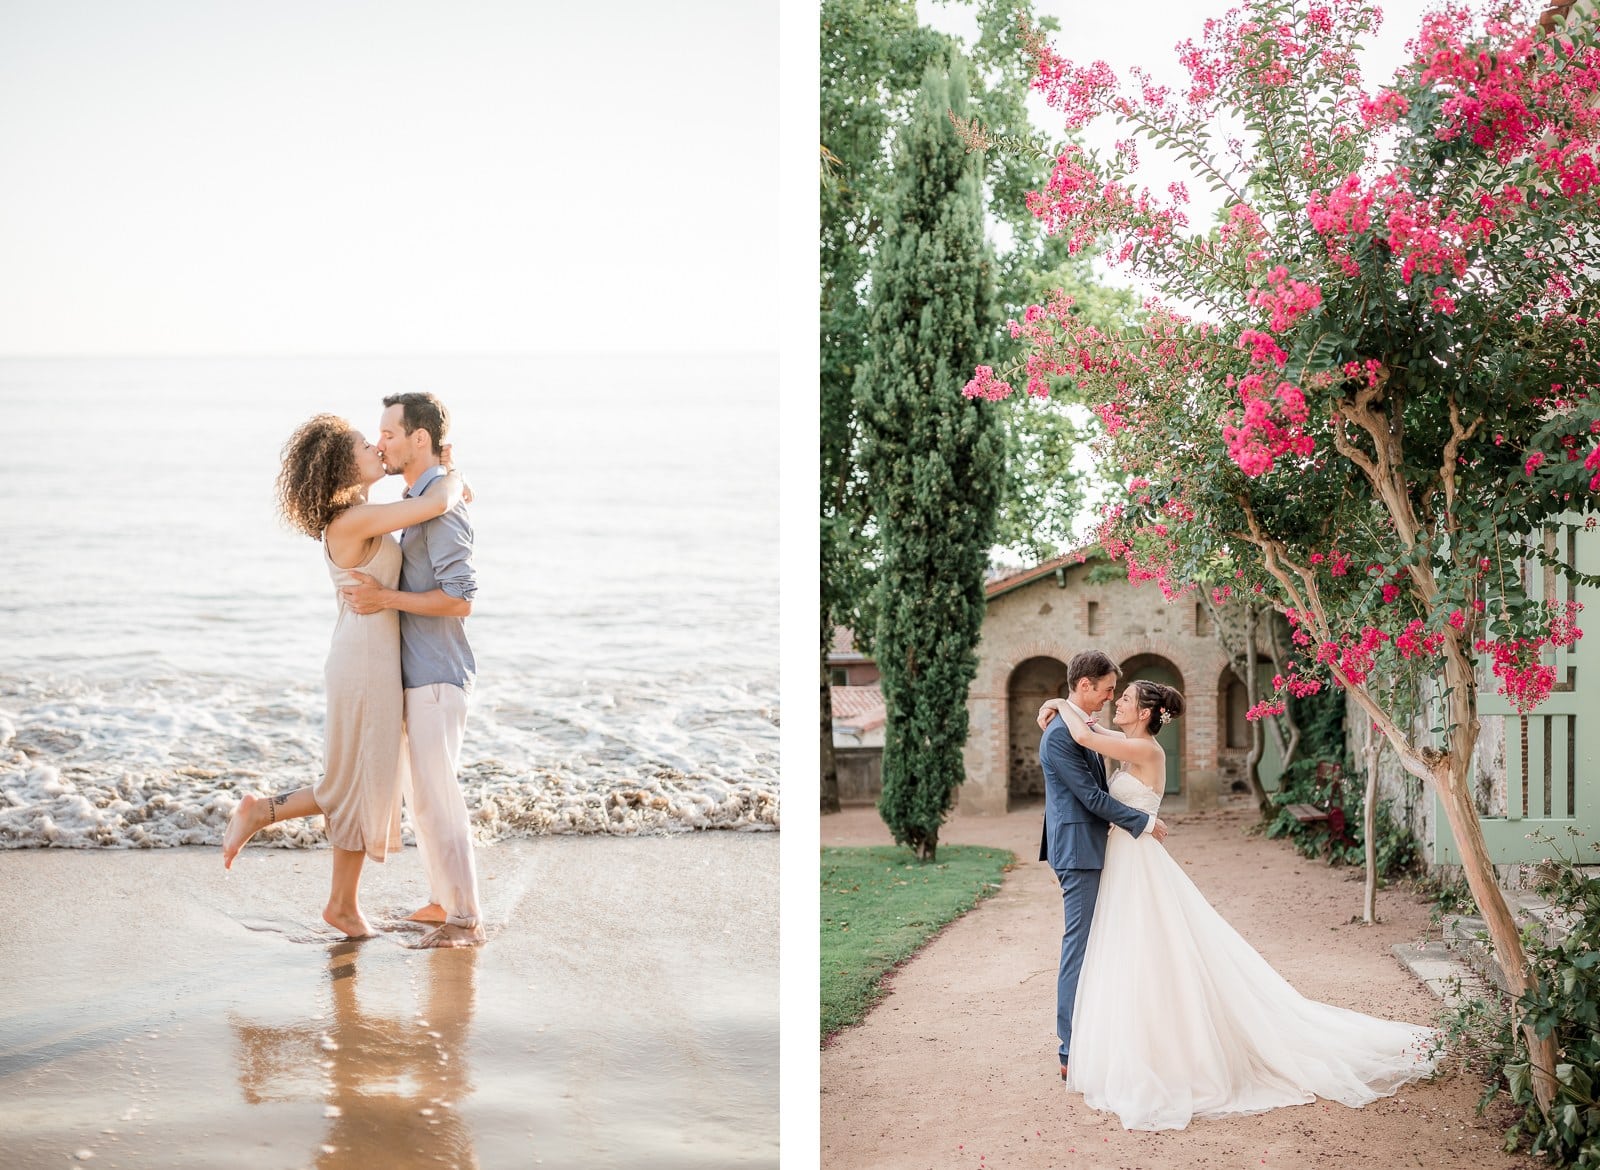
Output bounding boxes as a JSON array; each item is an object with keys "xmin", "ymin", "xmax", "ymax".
[{"xmin": 1065, "ymin": 770, "xmax": 1441, "ymax": 1131}]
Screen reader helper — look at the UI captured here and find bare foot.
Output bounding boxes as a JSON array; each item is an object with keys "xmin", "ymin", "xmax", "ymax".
[
  {"xmin": 323, "ymin": 904, "xmax": 375, "ymax": 939},
  {"xmin": 415, "ymin": 922, "xmax": 485, "ymax": 949},
  {"xmin": 406, "ymin": 902, "xmax": 447, "ymax": 924},
  {"xmin": 222, "ymin": 794, "xmax": 268, "ymax": 869}
]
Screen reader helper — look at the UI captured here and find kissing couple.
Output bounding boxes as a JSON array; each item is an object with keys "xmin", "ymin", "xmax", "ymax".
[
  {"xmin": 1037, "ymin": 650, "xmax": 1438, "ymax": 1131},
  {"xmin": 222, "ymin": 391, "xmax": 485, "ymax": 949}
]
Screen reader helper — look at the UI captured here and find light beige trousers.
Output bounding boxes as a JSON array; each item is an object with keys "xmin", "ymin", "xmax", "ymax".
[{"xmin": 401, "ymin": 683, "xmax": 481, "ymax": 929}]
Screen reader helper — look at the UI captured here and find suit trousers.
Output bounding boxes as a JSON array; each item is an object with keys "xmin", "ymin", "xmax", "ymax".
[
  {"xmin": 402, "ymin": 683, "xmax": 481, "ymax": 929},
  {"xmin": 1056, "ymin": 867, "xmax": 1102, "ymax": 1064}
]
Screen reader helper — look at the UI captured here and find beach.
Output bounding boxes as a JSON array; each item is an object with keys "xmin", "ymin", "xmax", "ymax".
[
  {"xmin": 0, "ymin": 833, "xmax": 777, "ymax": 1169},
  {"xmin": 0, "ymin": 355, "xmax": 780, "ymax": 851}
]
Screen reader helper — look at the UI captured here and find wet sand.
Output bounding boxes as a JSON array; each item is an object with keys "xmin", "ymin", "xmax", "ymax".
[{"xmin": 0, "ymin": 834, "xmax": 777, "ymax": 1169}]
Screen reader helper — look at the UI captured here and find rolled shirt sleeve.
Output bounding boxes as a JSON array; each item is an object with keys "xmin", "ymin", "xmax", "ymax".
[{"xmin": 426, "ymin": 508, "xmax": 477, "ymax": 601}]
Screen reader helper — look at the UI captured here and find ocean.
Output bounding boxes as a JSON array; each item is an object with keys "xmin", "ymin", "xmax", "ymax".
[{"xmin": 0, "ymin": 354, "xmax": 779, "ymax": 849}]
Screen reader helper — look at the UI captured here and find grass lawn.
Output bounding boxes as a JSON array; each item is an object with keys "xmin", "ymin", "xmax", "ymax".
[{"xmin": 820, "ymin": 844, "xmax": 1015, "ymax": 1040}]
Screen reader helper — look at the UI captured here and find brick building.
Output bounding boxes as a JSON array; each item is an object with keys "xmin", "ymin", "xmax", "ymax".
[
  {"xmin": 831, "ymin": 553, "xmax": 1285, "ymax": 811},
  {"xmin": 960, "ymin": 553, "xmax": 1281, "ymax": 816}
]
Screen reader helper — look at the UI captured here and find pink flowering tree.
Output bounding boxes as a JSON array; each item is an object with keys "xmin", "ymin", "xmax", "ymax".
[{"xmin": 962, "ymin": 0, "xmax": 1600, "ymax": 1115}]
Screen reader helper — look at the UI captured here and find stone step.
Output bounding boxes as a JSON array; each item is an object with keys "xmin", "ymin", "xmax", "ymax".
[
  {"xmin": 1392, "ymin": 941, "xmax": 1495, "ymax": 1007},
  {"xmin": 1437, "ymin": 889, "xmax": 1576, "ymax": 996}
]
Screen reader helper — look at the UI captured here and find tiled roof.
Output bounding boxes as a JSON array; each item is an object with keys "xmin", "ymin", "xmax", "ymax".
[
  {"xmin": 831, "ymin": 684, "xmax": 885, "ymax": 731},
  {"xmin": 830, "ymin": 625, "xmax": 870, "ymax": 662},
  {"xmin": 986, "ymin": 545, "xmax": 1104, "ymax": 599}
]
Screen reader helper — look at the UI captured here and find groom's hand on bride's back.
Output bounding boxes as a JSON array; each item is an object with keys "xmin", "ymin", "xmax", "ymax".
[
  {"xmin": 1150, "ymin": 818, "xmax": 1170, "ymax": 843},
  {"xmin": 341, "ymin": 571, "xmax": 389, "ymax": 615}
]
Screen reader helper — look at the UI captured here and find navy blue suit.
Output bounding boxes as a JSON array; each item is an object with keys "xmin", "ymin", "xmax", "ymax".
[{"xmin": 1038, "ymin": 713, "xmax": 1151, "ymax": 1064}]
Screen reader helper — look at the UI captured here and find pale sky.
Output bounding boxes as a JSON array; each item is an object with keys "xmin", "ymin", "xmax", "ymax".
[{"xmin": 0, "ymin": 0, "xmax": 775, "ymax": 355}]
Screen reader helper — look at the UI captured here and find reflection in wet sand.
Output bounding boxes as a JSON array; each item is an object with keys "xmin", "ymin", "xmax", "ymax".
[{"xmin": 232, "ymin": 940, "xmax": 481, "ymax": 1169}]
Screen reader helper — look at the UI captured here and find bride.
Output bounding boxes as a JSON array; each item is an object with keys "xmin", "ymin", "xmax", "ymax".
[{"xmin": 1039, "ymin": 682, "xmax": 1439, "ymax": 1131}]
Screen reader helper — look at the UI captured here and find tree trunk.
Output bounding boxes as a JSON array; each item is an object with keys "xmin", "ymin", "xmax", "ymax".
[
  {"xmin": 1416, "ymin": 647, "xmax": 1558, "ymax": 1117},
  {"xmin": 1239, "ymin": 607, "xmax": 1273, "ymax": 819},
  {"xmin": 1438, "ymin": 668, "xmax": 1558, "ymax": 1118},
  {"xmin": 820, "ymin": 622, "xmax": 841, "ymax": 815},
  {"xmin": 1362, "ymin": 722, "xmax": 1378, "ymax": 924},
  {"xmin": 1336, "ymin": 638, "xmax": 1557, "ymax": 1117},
  {"xmin": 1432, "ymin": 751, "xmax": 1557, "ymax": 1116},
  {"xmin": 1260, "ymin": 614, "xmax": 1301, "ymax": 766}
]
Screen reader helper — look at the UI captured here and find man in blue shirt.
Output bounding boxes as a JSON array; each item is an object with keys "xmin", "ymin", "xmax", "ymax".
[{"xmin": 344, "ymin": 391, "xmax": 484, "ymax": 948}]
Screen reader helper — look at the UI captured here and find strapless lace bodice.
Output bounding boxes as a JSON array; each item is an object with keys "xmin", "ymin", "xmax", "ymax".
[{"xmin": 1109, "ymin": 769, "xmax": 1162, "ymax": 816}]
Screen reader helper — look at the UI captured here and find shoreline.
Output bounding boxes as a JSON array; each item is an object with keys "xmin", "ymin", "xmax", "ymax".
[{"xmin": 0, "ymin": 834, "xmax": 778, "ymax": 1169}]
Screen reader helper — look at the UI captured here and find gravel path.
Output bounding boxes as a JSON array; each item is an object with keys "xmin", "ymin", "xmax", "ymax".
[{"xmin": 820, "ymin": 801, "xmax": 1536, "ymax": 1170}]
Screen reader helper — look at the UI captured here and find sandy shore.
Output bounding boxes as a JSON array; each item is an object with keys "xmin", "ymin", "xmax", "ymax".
[
  {"xmin": 0, "ymin": 834, "xmax": 777, "ymax": 1170},
  {"xmin": 821, "ymin": 801, "xmax": 1535, "ymax": 1170}
]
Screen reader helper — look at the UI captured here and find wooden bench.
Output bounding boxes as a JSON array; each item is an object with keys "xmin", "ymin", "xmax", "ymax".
[{"xmin": 1284, "ymin": 803, "xmax": 1329, "ymax": 825}]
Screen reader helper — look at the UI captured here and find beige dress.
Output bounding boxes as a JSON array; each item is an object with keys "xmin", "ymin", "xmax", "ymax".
[{"xmin": 313, "ymin": 533, "xmax": 405, "ymax": 861}]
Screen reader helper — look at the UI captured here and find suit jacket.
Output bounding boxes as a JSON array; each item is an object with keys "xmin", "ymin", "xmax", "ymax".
[{"xmin": 1038, "ymin": 714, "xmax": 1151, "ymax": 871}]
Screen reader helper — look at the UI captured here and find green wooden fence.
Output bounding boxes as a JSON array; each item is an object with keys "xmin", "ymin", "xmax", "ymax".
[{"xmin": 1434, "ymin": 523, "xmax": 1600, "ymax": 866}]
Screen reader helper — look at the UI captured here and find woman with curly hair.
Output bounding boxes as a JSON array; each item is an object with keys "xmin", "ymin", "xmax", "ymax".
[
  {"xmin": 221, "ymin": 413, "xmax": 463, "ymax": 939},
  {"xmin": 1039, "ymin": 680, "xmax": 1437, "ymax": 1130}
]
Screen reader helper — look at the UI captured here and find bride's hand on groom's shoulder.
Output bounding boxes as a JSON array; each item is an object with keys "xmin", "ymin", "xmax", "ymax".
[
  {"xmin": 439, "ymin": 446, "xmax": 473, "ymax": 504},
  {"xmin": 1037, "ymin": 703, "xmax": 1057, "ymax": 731}
]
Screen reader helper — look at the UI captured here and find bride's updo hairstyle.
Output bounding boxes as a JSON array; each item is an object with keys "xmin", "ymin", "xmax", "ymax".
[
  {"xmin": 277, "ymin": 413, "xmax": 362, "ymax": 541},
  {"xmin": 1132, "ymin": 681, "xmax": 1186, "ymax": 731}
]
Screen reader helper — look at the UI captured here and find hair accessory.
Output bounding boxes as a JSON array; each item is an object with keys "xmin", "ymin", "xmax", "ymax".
[{"xmin": 1157, "ymin": 709, "xmax": 1171, "ymax": 727}]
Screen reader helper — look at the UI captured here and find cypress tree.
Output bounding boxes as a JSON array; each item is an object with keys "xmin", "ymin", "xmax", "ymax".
[{"xmin": 855, "ymin": 56, "xmax": 1002, "ymax": 861}]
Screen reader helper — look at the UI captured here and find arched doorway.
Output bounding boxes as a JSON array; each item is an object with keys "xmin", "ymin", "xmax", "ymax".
[
  {"xmin": 1007, "ymin": 656, "xmax": 1071, "ymax": 806},
  {"xmin": 1121, "ymin": 654, "xmax": 1184, "ymax": 795}
]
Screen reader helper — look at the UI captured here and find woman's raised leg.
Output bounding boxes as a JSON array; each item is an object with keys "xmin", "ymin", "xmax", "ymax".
[{"xmin": 221, "ymin": 787, "xmax": 322, "ymax": 868}]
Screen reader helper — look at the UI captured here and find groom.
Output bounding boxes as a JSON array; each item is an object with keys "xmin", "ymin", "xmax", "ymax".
[
  {"xmin": 1039, "ymin": 650, "xmax": 1166, "ymax": 1078},
  {"xmin": 343, "ymin": 391, "xmax": 485, "ymax": 949}
]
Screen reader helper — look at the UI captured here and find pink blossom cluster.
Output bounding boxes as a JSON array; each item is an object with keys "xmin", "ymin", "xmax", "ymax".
[
  {"xmin": 1472, "ymin": 603, "xmax": 1584, "ymax": 713},
  {"xmin": 1414, "ymin": 8, "xmax": 1600, "ymax": 161},
  {"xmin": 1318, "ymin": 625, "xmax": 1390, "ymax": 686},
  {"xmin": 1414, "ymin": 8, "xmax": 1544, "ymax": 157},
  {"xmin": 1027, "ymin": 37, "xmax": 1118, "ymax": 132},
  {"xmin": 1026, "ymin": 144, "xmax": 1189, "ymax": 260},
  {"xmin": 1245, "ymin": 699, "xmax": 1287, "ymax": 721},
  {"xmin": 1341, "ymin": 358, "xmax": 1386, "ymax": 385},
  {"xmin": 1475, "ymin": 636, "xmax": 1557, "ymax": 713},
  {"xmin": 1394, "ymin": 618, "xmax": 1446, "ymax": 660},
  {"xmin": 1549, "ymin": 600, "xmax": 1585, "ymax": 649},
  {"xmin": 1309, "ymin": 549, "xmax": 1351, "ymax": 576},
  {"xmin": 1221, "ymin": 376, "xmax": 1315, "ymax": 477},
  {"xmin": 1247, "ymin": 266, "xmax": 1323, "ymax": 333},
  {"xmin": 1217, "ymin": 202, "xmax": 1269, "ymax": 265},
  {"xmin": 963, "ymin": 365, "xmax": 1012, "ymax": 402},
  {"xmin": 1586, "ymin": 444, "xmax": 1600, "ymax": 491},
  {"xmin": 1306, "ymin": 170, "xmax": 1485, "ymax": 287},
  {"xmin": 1358, "ymin": 89, "xmax": 1410, "ymax": 128},
  {"xmin": 1271, "ymin": 670, "xmax": 1324, "ymax": 698},
  {"xmin": 1171, "ymin": 0, "xmax": 1366, "ymax": 115}
]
